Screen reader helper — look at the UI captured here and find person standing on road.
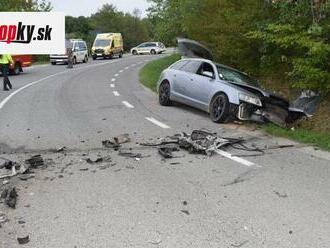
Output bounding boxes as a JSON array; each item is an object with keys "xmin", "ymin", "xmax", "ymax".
[{"xmin": 0, "ymin": 54, "xmax": 14, "ymax": 91}]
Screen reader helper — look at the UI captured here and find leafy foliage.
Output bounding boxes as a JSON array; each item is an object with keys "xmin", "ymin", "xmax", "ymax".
[
  {"xmin": 0, "ymin": 0, "xmax": 52, "ymax": 11},
  {"xmin": 147, "ymin": 0, "xmax": 330, "ymax": 93}
]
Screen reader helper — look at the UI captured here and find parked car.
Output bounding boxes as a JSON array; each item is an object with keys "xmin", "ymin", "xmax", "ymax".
[
  {"xmin": 50, "ymin": 39, "xmax": 89, "ymax": 65},
  {"xmin": 9, "ymin": 55, "xmax": 33, "ymax": 75},
  {"xmin": 91, "ymin": 33, "xmax": 124, "ymax": 60},
  {"xmin": 157, "ymin": 39, "xmax": 320, "ymax": 127},
  {"xmin": 131, "ymin": 42, "xmax": 166, "ymax": 55}
]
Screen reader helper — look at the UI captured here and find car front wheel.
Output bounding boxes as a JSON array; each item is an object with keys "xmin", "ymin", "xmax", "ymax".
[
  {"xmin": 159, "ymin": 81, "xmax": 172, "ymax": 106},
  {"xmin": 150, "ymin": 49, "xmax": 156, "ymax": 55},
  {"xmin": 210, "ymin": 93, "xmax": 230, "ymax": 123}
]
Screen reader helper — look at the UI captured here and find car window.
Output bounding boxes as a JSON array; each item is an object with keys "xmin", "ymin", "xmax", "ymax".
[
  {"xmin": 197, "ymin": 62, "xmax": 215, "ymax": 78},
  {"xmin": 217, "ymin": 65, "xmax": 259, "ymax": 87},
  {"xmin": 171, "ymin": 60, "xmax": 189, "ymax": 70},
  {"xmin": 138, "ymin": 43, "xmax": 146, "ymax": 48},
  {"xmin": 79, "ymin": 42, "xmax": 87, "ymax": 50},
  {"xmin": 94, "ymin": 39, "xmax": 110, "ymax": 47},
  {"xmin": 181, "ymin": 61, "xmax": 202, "ymax": 73}
]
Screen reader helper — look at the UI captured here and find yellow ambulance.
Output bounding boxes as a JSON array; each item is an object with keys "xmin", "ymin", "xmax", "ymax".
[{"xmin": 91, "ymin": 33, "xmax": 124, "ymax": 60}]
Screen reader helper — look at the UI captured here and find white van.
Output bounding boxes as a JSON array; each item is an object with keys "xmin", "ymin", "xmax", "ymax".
[{"xmin": 50, "ymin": 39, "xmax": 89, "ymax": 65}]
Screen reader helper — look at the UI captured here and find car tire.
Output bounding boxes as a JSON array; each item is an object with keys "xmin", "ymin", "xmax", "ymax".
[
  {"xmin": 73, "ymin": 57, "xmax": 77, "ymax": 65},
  {"xmin": 51, "ymin": 62, "xmax": 56, "ymax": 65},
  {"xmin": 159, "ymin": 81, "xmax": 172, "ymax": 106},
  {"xmin": 119, "ymin": 51, "xmax": 123, "ymax": 58},
  {"xmin": 150, "ymin": 49, "xmax": 156, "ymax": 55},
  {"xmin": 132, "ymin": 50, "xmax": 138, "ymax": 55},
  {"xmin": 92, "ymin": 55, "xmax": 97, "ymax": 60},
  {"xmin": 209, "ymin": 93, "xmax": 230, "ymax": 123},
  {"xmin": 83, "ymin": 55, "xmax": 88, "ymax": 63}
]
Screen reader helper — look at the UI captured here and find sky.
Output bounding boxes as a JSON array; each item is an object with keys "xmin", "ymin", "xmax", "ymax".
[{"xmin": 50, "ymin": 0, "xmax": 151, "ymax": 17}]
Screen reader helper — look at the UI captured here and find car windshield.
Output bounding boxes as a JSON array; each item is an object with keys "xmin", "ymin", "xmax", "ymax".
[
  {"xmin": 217, "ymin": 65, "xmax": 259, "ymax": 87},
  {"xmin": 94, "ymin": 39, "xmax": 110, "ymax": 47}
]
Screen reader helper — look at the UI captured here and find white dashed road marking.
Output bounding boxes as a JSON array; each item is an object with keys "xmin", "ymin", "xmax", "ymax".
[
  {"xmin": 111, "ymin": 78, "xmax": 116, "ymax": 82},
  {"xmin": 125, "ymin": 66, "xmax": 129, "ymax": 70},
  {"xmin": 122, "ymin": 101, "xmax": 134, "ymax": 109},
  {"xmin": 110, "ymin": 84, "xmax": 115, "ymax": 88},
  {"xmin": 114, "ymin": 74, "xmax": 119, "ymax": 77},
  {"xmin": 113, "ymin": 91, "xmax": 120, "ymax": 96},
  {"xmin": 145, "ymin": 117, "xmax": 170, "ymax": 129},
  {"xmin": 119, "ymin": 70, "xmax": 124, "ymax": 73},
  {"xmin": 0, "ymin": 60, "xmax": 117, "ymax": 111},
  {"xmin": 216, "ymin": 150, "xmax": 256, "ymax": 167}
]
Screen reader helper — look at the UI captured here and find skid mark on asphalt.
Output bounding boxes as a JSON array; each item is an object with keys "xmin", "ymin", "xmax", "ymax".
[
  {"xmin": 113, "ymin": 91, "xmax": 120, "ymax": 96},
  {"xmin": 122, "ymin": 101, "xmax": 134, "ymax": 109},
  {"xmin": 145, "ymin": 117, "xmax": 170, "ymax": 129}
]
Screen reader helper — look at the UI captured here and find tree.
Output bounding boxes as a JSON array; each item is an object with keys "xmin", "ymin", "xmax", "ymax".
[
  {"xmin": 0, "ymin": 0, "xmax": 52, "ymax": 11},
  {"xmin": 248, "ymin": 0, "xmax": 330, "ymax": 92}
]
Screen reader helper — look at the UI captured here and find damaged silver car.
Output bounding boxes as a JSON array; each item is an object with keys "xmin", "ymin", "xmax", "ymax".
[{"xmin": 157, "ymin": 38, "xmax": 320, "ymax": 126}]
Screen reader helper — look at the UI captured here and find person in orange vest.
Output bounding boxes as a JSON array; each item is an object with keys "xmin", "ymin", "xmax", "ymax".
[{"xmin": 0, "ymin": 54, "xmax": 14, "ymax": 91}]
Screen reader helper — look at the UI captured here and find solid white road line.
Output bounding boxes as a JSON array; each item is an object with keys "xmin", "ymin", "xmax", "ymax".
[
  {"xmin": 114, "ymin": 74, "xmax": 119, "ymax": 77},
  {"xmin": 122, "ymin": 101, "xmax": 134, "ymax": 109},
  {"xmin": 216, "ymin": 150, "xmax": 256, "ymax": 167},
  {"xmin": 145, "ymin": 117, "xmax": 170, "ymax": 129},
  {"xmin": 113, "ymin": 91, "xmax": 120, "ymax": 96},
  {"xmin": 110, "ymin": 84, "xmax": 115, "ymax": 88},
  {"xmin": 111, "ymin": 78, "xmax": 116, "ymax": 82},
  {"xmin": 0, "ymin": 60, "xmax": 117, "ymax": 111}
]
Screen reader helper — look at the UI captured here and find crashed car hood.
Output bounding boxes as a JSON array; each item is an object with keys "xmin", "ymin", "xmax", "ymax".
[{"xmin": 177, "ymin": 38, "xmax": 213, "ymax": 61}]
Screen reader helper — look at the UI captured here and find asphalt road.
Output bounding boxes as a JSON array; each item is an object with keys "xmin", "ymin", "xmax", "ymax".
[{"xmin": 1, "ymin": 53, "xmax": 330, "ymax": 248}]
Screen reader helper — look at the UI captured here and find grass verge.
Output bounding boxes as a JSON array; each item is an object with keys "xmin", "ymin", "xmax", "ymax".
[
  {"xmin": 139, "ymin": 54, "xmax": 180, "ymax": 92},
  {"xmin": 139, "ymin": 54, "xmax": 330, "ymax": 151},
  {"xmin": 263, "ymin": 124, "xmax": 330, "ymax": 151}
]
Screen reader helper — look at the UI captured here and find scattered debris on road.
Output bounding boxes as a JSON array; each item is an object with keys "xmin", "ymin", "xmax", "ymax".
[
  {"xmin": 274, "ymin": 191, "xmax": 288, "ymax": 198},
  {"xmin": 102, "ymin": 134, "xmax": 131, "ymax": 151},
  {"xmin": 0, "ymin": 212, "xmax": 9, "ymax": 227},
  {"xmin": 181, "ymin": 210, "xmax": 190, "ymax": 215},
  {"xmin": 1, "ymin": 187, "xmax": 18, "ymax": 209},
  {"xmin": 86, "ymin": 157, "xmax": 103, "ymax": 164},
  {"xmin": 17, "ymin": 235, "xmax": 30, "ymax": 245},
  {"xmin": 25, "ymin": 155, "xmax": 44, "ymax": 169}
]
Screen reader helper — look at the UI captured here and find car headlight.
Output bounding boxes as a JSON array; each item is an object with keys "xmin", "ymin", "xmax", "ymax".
[{"xmin": 239, "ymin": 93, "xmax": 262, "ymax": 107}]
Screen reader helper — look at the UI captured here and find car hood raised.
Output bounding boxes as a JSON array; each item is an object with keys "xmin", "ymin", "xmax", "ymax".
[{"xmin": 177, "ymin": 38, "xmax": 213, "ymax": 61}]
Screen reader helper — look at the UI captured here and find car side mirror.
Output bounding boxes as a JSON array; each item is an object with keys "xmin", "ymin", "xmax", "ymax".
[{"xmin": 202, "ymin": 71, "xmax": 214, "ymax": 79}]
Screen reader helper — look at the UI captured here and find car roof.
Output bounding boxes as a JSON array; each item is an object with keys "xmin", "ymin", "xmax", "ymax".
[{"xmin": 178, "ymin": 57, "xmax": 247, "ymax": 75}]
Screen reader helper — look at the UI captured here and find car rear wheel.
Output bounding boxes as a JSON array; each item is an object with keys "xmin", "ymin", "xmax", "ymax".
[
  {"xmin": 83, "ymin": 55, "xmax": 88, "ymax": 63},
  {"xmin": 210, "ymin": 93, "xmax": 230, "ymax": 123},
  {"xmin": 119, "ymin": 51, "xmax": 123, "ymax": 58},
  {"xmin": 132, "ymin": 50, "xmax": 138, "ymax": 55},
  {"xmin": 73, "ymin": 57, "xmax": 77, "ymax": 65},
  {"xmin": 159, "ymin": 81, "xmax": 172, "ymax": 106},
  {"xmin": 51, "ymin": 62, "xmax": 56, "ymax": 65},
  {"xmin": 150, "ymin": 49, "xmax": 156, "ymax": 55},
  {"xmin": 92, "ymin": 55, "xmax": 97, "ymax": 60}
]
